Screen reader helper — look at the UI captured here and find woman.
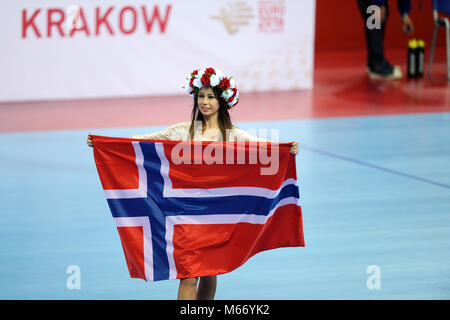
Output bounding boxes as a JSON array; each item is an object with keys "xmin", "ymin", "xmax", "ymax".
[{"xmin": 87, "ymin": 67, "xmax": 299, "ymax": 300}]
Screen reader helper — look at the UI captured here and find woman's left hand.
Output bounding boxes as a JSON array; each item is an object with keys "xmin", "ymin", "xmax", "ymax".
[{"xmin": 290, "ymin": 141, "xmax": 299, "ymax": 155}]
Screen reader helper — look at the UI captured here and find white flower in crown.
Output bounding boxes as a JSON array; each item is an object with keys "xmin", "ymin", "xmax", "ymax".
[
  {"xmin": 229, "ymin": 78, "xmax": 236, "ymax": 89},
  {"xmin": 214, "ymin": 69, "xmax": 225, "ymax": 80},
  {"xmin": 229, "ymin": 96, "xmax": 239, "ymax": 107},
  {"xmin": 210, "ymin": 73, "xmax": 220, "ymax": 87},
  {"xmin": 226, "ymin": 88, "xmax": 239, "ymax": 107},
  {"xmin": 192, "ymin": 77, "xmax": 202, "ymax": 89},
  {"xmin": 184, "ymin": 79, "xmax": 193, "ymax": 94},
  {"xmin": 197, "ymin": 68, "xmax": 205, "ymax": 79},
  {"xmin": 221, "ymin": 88, "xmax": 234, "ymax": 100}
]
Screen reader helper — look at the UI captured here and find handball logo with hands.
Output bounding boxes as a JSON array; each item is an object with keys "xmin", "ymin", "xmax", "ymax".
[{"xmin": 211, "ymin": 0, "xmax": 286, "ymax": 34}]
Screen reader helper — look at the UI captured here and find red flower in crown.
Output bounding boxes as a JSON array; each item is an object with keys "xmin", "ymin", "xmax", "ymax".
[
  {"xmin": 201, "ymin": 73, "xmax": 211, "ymax": 86},
  {"xmin": 227, "ymin": 88, "xmax": 238, "ymax": 103},
  {"xmin": 218, "ymin": 77, "xmax": 230, "ymax": 90},
  {"xmin": 205, "ymin": 67, "xmax": 216, "ymax": 75}
]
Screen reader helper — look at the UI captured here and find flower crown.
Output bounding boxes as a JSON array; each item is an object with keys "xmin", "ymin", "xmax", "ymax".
[{"xmin": 184, "ymin": 67, "xmax": 239, "ymax": 109}]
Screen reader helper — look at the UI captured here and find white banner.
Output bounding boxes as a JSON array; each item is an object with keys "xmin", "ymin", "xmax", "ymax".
[{"xmin": 0, "ymin": 0, "xmax": 316, "ymax": 102}]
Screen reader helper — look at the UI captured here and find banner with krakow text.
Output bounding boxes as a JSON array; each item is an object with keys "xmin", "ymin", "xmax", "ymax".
[{"xmin": 0, "ymin": 0, "xmax": 316, "ymax": 102}]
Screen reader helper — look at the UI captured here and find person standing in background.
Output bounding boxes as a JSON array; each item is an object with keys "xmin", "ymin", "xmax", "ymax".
[{"xmin": 356, "ymin": 0, "xmax": 414, "ymax": 80}]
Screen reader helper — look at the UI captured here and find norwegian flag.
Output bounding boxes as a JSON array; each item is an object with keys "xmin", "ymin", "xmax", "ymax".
[{"xmin": 92, "ymin": 135, "xmax": 304, "ymax": 281}]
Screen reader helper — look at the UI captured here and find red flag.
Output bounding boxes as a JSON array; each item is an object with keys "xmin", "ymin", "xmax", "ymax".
[{"xmin": 92, "ymin": 135, "xmax": 304, "ymax": 281}]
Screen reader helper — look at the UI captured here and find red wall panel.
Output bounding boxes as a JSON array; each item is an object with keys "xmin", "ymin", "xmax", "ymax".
[{"xmin": 315, "ymin": 0, "xmax": 447, "ymax": 51}]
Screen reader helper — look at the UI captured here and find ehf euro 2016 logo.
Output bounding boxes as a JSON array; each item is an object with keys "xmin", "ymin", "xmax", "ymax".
[{"xmin": 211, "ymin": 0, "xmax": 286, "ymax": 35}]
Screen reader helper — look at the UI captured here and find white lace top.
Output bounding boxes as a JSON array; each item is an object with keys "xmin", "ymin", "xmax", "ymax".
[{"xmin": 132, "ymin": 122, "xmax": 267, "ymax": 142}]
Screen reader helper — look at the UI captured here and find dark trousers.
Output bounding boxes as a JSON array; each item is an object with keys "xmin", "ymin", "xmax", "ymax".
[{"xmin": 356, "ymin": 0, "xmax": 390, "ymax": 69}]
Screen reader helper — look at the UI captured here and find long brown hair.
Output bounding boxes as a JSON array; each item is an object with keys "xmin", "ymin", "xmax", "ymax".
[{"xmin": 188, "ymin": 86, "xmax": 233, "ymax": 141}]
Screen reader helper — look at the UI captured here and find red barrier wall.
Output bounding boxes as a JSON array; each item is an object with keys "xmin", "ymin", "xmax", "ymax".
[{"xmin": 315, "ymin": 0, "xmax": 447, "ymax": 51}]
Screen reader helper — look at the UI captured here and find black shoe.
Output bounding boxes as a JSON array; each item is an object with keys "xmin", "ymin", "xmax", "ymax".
[{"xmin": 367, "ymin": 60, "xmax": 402, "ymax": 80}]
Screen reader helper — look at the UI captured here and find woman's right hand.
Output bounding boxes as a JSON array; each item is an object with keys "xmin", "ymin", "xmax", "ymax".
[{"xmin": 86, "ymin": 133, "xmax": 93, "ymax": 147}]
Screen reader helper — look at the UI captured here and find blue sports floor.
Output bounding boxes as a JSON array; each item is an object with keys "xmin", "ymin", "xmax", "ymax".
[{"xmin": 0, "ymin": 112, "xmax": 449, "ymax": 299}]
